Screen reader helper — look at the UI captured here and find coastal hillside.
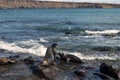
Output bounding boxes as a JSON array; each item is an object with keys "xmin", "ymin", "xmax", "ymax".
[{"xmin": 0, "ymin": 0, "xmax": 120, "ymax": 9}]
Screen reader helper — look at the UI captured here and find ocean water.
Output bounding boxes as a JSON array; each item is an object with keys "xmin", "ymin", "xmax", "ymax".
[{"xmin": 0, "ymin": 8, "xmax": 120, "ymax": 60}]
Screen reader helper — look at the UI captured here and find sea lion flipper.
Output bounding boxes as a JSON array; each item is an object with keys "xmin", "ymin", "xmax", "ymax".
[{"xmin": 66, "ymin": 58, "xmax": 70, "ymax": 63}]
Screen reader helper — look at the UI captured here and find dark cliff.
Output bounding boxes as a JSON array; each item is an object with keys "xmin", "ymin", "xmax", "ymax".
[{"xmin": 0, "ymin": 0, "xmax": 120, "ymax": 9}]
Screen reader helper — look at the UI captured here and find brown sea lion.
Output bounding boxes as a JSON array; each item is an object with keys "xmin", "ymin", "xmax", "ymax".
[
  {"xmin": 58, "ymin": 52, "xmax": 82, "ymax": 63},
  {"xmin": 0, "ymin": 58, "xmax": 16, "ymax": 65},
  {"xmin": 42, "ymin": 43, "xmax": 58, "ymax": 66}
]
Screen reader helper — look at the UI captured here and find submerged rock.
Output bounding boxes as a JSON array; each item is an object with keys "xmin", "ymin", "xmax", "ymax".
[
  {"xmin": 92, "ymin": 46, "xmax": 113, "ymax": 51},
  {"xmin": 65, "ymin": 31, "xmax": 72, "ymax": 35},
  {"xmin": 92, "ymin": 46, "xmax": 120, "ymax": 52}
]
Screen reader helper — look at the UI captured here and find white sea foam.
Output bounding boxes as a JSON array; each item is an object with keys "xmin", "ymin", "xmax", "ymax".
[
  {"xmin": 0, "ymin": 40, "xmax": 47, "ymax": 57},
  {"xmin": 85, "ymin": 30, "xmax": 120, "ymax": 35},
  {"xmin": 66, "ymin": 52, "xmax": 120, "ymax": 60},
  {"xmin": 0, "ymin": 40, "xmax": 119, "ymax": 60},
  {"xmin": 39, "ymin": 38, "xmax": 49, "ymax": 42}
]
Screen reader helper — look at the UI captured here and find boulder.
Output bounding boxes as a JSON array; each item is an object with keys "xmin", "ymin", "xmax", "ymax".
[
  {"xmin": 31, "ymin": 65, "xmax": 64, "ymax": 80},
  {"xmin": 74, "ymin": 67, "xmax": 86, "ymax": 77},
  {"xmin": 99, "ymin": 63, "xmax": 120, "ymax": 79},
  {"xmin": 23, "ymin": 56, "xmax": 34, "ymax": 64}
]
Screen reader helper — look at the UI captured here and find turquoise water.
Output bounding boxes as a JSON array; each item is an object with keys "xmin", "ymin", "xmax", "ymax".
[{"xmin": 0, "ymin": 9, "xmax": 120, "ymax": 60}]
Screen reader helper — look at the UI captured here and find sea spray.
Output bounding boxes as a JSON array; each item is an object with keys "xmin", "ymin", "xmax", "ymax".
[
  {"xmin": 0, "ymin": 9, "xmax": 120, "ymax": 62},
  {"xmin": 61, "ymin": 51, "xmax": 120, "ymax": 60},
  {"xmin": 0, "ymin": 40, "xmax": 47, "ymax": 57},
  {"xmin": 0, "ymin": 40, "xmax": 120, "ymax": 60},
  {"xmin": 85, "ymin": 30, "xmax": 120, "ymax": 35}
]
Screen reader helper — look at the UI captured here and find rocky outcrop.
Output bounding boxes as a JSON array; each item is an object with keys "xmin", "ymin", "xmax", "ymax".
[
  {"xmin": 31, "ymin": 60, "xmax": 98, "ymax": 80},
  {"xmin": 32, "ymin": 65, "xmax": 64, "ymax": 80},
  {"xmin": 0, "ymin": 54, "xmax": 120, "ymax": 80},
  {"xmin": 0, "ymin": 0, "xmax": 120, "ymax": 9},
  {"xmin": 95, "ymin": 63, "xmax": 120, "ymax": 80},
  {"xmin": 99, "ymin": 63, "xmax": 120, "ymax": 79}
]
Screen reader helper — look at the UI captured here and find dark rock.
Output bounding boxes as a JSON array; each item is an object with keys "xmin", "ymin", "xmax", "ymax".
[
  {"xmin": 0, "ymin": 61, "xmax": 38, "ymax": 80},
  {"xmin": 0, "ymin": 56, "xmax": 111, "ymax": 80},
  {"xmin": 31, "ymin": 64, "xmax": 64, "ymax": 80},
  {"xmin": 116, "ymin": 46, "xmax": 120, "ymax": 51},
  {"xmin": 9, "ymin": 55, "xmax": 20, "ymax": 59},
  {"xmin": 92, "ymin": 46, "xmax": 120, "ymax": 51},
  {"xmin": 31, "ymin": 65, "xmax": 51, "ymax": 80},
  {"xmin": 92, "ymin": 46, "xmax": 113, "ymax": 51},
  {"xmin": 74, "ymin": 67, "xmax": 86, "ymax": 77},
  {"xmin": 23, "ymin": 56, "xmax": 34, "ymax": 64},
  {"xmin": 99, "ymin": 63, "xmax": 120, "ymax": 79},
  {"xmin": 58, "ymin": 52, "xmax": 82, "ymax": 63},
  {"xmin": 102, "ymin": 33, "xmax": 116, "ymax": 37},
  {"xmin": 80, "ymin": 62, "xmax": 96, "ymax": 69},
  {"xmin": 94, "ymin": 72, "xmax": 114, "ymax": 80},
  {"xmin": 65, "ymin": 32, "xmax": 72, "ymax": 35},
  {"xmin": 0, "ymin": 49, "xmax": 6, "ymax": 52}
]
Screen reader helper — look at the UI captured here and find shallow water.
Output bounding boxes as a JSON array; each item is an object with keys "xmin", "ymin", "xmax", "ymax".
[{"xmin": 0, "ymin": 8, "xmax": 120, "ymax": 60}]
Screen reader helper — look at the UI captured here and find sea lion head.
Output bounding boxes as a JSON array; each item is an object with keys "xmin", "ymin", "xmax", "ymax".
[
  {"xmin": 58, "ymin": 52, "xmax": 64, "ymax": 59},
  {"xmin": 51, "ymin": 43, "xmax": 57, "ymax": 48}
]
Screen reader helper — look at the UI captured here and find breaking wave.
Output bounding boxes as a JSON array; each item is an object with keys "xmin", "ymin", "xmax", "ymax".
[
  {"xmin": 0, "ymin": 40, "xmax": 47, "ymax": 57},
  {"xmin": 0, "ymin": 39, "xmax": 120, "ymax": 60},
  {"xmin": 69, "ymin": 52, "xmax": 120, "ymax": 60},
  {"xmin": 85, "ymin": 29, "xmax": 120, "ymax": 35}
]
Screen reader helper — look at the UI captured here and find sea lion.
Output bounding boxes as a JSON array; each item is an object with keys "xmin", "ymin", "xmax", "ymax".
[
  {"xmin": 0, "ymin": 58, "xmax": 16, "ymax": 65},
  {"xmin": 42, "ymin": 43, "xmax": 58, "ymax": 66},
  {"xmin": 58, "ymin": 52, "xmax": 82, "ymax": 63}
]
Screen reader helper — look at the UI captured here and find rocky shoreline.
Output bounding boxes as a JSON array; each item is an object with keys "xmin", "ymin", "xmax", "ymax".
[
  {"xmin": 0, "ymin": 0, "xmax": 120, "ymax": 9},
  {"xmin": 0, "ymin": 51, "xmax": 120, "ymax": 80}
]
